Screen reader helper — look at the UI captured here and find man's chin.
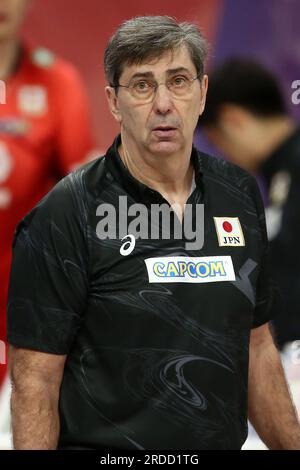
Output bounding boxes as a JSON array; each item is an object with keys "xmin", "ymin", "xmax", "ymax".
[{"xmin": 149, "ymin": 140, "xmax": 181, "ymax": 156}]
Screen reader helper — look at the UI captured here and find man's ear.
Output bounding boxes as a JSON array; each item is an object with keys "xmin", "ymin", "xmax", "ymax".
[
  {"xmin": 105, "ymin": 86, "xmax": 122, "ymax": 123},
  {"xmin": 199, "ymin": 74, "xmax": 208, "ymax": 116}
]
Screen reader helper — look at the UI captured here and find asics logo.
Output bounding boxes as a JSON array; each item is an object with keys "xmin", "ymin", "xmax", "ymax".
[{"xmin": 120, "ymin": 234, "xmax": 136, "ymax": 256}]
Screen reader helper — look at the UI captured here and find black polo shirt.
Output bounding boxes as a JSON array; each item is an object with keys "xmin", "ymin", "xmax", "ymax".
[
  {"xmin": 262, "ymin": 128, "xmax": 300, "ymax": 347},
  {"xmin": 7, "ymin": 135, "xmax": 274, "ymax": 450}
]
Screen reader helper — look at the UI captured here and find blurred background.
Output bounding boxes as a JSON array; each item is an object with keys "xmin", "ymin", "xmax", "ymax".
[
  {"xmin": 0, "ymin": 0, "xmax": 300, "ymax": 450},
  {"xmin": 19, "ymin": 0, "xmax": 300, "ymax": 148}
]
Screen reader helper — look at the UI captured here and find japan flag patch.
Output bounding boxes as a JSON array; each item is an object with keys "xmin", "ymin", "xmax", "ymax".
[{"xmin": 213, "ymin": 217, "xmax": 245, "ymax": 247}]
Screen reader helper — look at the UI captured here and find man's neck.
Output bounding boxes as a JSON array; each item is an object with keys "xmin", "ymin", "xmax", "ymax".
[
  {"xmin": 0, "ymin": 38, "xmax": 21, "ymax": 80},
  {"xmin": 119, "ymin": 133, "xmax": 195, "ymax": 220},
  {"xmin": 119, "ymin": 136, "xmax": 193, "ymax": 197}
]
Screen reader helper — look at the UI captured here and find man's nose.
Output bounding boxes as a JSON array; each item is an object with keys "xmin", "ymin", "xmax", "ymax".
[{"xmin": 152, "ymin": 84, "xmax": 173, "ymax": 114}]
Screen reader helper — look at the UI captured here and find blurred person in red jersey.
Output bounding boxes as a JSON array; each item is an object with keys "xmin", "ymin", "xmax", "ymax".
[
  {"xmin": 0, "ymin": 0, "xmax": 96, "ymax": 388},
  {"xmin": 200, "ymin": 59, "xmax": 300, "ymax": 350}
]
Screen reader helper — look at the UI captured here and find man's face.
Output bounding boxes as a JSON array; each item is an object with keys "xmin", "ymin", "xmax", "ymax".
[
  {"xmin": 106, "ymin": 45, "xmax": 208, "ymax": 157},
  {"xmin": 0, "ymin": 0, "xmax": 30, "ymax": 41}
]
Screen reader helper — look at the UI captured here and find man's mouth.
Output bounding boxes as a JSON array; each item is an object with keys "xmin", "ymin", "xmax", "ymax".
[
  {"xmin": 153, "ymin": 126, "xmax": 177, "ymax": 131},
  {"xmin": 152, "ymin": 126, "xmax": 178, "ymax": 138}
]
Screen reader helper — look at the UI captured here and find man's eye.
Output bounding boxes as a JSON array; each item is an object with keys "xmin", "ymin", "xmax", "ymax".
[
  {"xmin": 171, "ymin": 76, "xmax": 188, "ymax": 87},
  {"xmin": 133, "ymin": 81, "xmax": 152, "ymax": 91}
]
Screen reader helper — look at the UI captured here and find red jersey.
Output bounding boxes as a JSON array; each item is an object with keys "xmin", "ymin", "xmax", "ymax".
[{"xmin": 0, "ymin": 44, "xmax": 95, "ymax": 379}]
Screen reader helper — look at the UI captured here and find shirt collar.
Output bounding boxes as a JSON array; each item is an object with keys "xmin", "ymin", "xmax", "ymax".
[{"xmin": 105, "ymin": 134, "xmax": 203, "ymax": 204}]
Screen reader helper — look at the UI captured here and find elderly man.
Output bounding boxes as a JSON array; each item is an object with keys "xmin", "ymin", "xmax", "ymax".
[{"xmin": 7, "ymin": 16, "xmax": 300, "ymax": 450}]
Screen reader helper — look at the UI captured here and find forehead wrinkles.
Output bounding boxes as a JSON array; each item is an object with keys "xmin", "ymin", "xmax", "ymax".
[
  {"xmin": 119, "ymin": 46, "xmax": 195, "ymax": 80},
  {"xmin": 124, "ymin": 48, "xmax": 177, "ymax": 70}
]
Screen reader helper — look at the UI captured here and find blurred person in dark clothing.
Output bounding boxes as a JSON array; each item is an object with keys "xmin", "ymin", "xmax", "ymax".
[{"xmin": 200, "ymin": 59, "xmax": 300, "ymax": 348}]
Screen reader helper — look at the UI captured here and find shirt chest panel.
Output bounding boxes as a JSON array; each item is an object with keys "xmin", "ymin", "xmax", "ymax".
[{"xmin": 87, "ymin": 184, "xmax": 262, "ymax": 332}]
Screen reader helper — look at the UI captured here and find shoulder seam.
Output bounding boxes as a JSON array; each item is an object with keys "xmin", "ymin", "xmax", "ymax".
[{"xmin": 197, "ymin": 151, "xmax": 253, "ymax": 199}]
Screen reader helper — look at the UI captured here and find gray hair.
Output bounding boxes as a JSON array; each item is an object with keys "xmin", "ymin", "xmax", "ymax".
[{"xmin": 104, "ymin": 16, "xmax": 208, "ymax": 87}]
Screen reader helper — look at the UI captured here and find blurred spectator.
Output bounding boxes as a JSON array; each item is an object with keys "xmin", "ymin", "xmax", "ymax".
[
  {"xmin": 200, "ymin": 59, "xmax": 300, "ymax": 349},
  {"xmin": 0, "ymin": 0, "xmax": 96, "ymax": 388}
]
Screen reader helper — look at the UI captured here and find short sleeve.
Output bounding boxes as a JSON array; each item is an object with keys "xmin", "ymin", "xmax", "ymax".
[
  {"xmin": 7, "ymin": 173, "xmax": 89, "ymax": 354},
  {"xmin": 248, "ymin": 176, "xmax": 280, "ymax": 328}
]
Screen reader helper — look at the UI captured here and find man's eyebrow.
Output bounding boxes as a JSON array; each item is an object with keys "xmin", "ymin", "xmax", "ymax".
[
  {"xmin": 129, "ymin": 72, "xmax": 155, "ymax": 81},
  {"xmin": 128, "ymin": 67, "xmax": 194, "ymax": 81},
  {"xmin": 166, "ymin": 67, "xmax": 193, "ymax": 76}
]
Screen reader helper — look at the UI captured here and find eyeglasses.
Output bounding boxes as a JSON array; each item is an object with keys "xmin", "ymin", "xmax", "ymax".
[{"xmin": 112, "ymin": 74, "xmax": 200, "ymax": 102}]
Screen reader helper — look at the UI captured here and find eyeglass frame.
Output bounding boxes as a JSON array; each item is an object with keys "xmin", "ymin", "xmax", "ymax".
[{"xmin": 110, "ymin": 72, "xmax": 202, "ymax": 101}]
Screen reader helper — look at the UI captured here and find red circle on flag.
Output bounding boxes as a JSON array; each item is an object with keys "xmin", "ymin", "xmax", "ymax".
[{"xmin": 223, "ymin": 221, "xmax": 233, "ymax": 233}]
